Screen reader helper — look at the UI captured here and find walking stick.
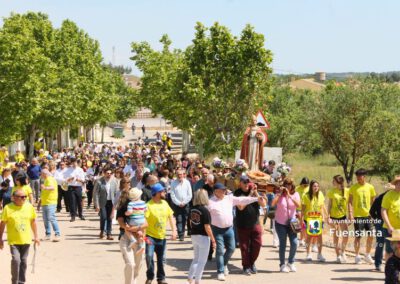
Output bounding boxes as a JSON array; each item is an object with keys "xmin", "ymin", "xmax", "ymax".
[{"xmin": 31, "ymin": 242, "xmax": 37, "ymax": 274}]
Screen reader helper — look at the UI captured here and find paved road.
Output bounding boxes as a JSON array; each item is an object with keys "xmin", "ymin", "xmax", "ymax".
[{"xmin": 0, "ymin": 208, "xmax": 384, "ymax": 284}]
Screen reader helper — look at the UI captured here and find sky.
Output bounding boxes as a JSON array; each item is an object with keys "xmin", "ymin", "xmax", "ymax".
[{"xmin": 1, "ymin": 0, "xmax": 400, "ymax": 75}]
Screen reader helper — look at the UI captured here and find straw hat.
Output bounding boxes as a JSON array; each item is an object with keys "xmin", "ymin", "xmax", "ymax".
[
  {"xmin": 128, "ymin": 187, "xmax": 142, "ymax": 201},
  {"xmin": 386, "ymin": 229, "xmax": 400, "ymax": 241},
  {"xmin": 391, "ymin": 176, "xmax": 400, "ymax": 185}
]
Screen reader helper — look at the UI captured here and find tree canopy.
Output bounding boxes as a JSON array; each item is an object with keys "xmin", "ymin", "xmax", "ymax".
[
  {"xmin": 0, "ymin": 12, "xmax": 137, "ymax": 156},
  {"xmin": 131, "ymin": 22, "xmax": 273, "ymax": 157}
]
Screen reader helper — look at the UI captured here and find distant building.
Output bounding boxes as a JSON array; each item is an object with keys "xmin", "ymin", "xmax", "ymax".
[
  {"xmin": 289, "ymin": 72, "xmax": 326, "ymax": 91},
  {"xmin": 123, "ymin": 74, "xmax": 141, "ymax": 89}
]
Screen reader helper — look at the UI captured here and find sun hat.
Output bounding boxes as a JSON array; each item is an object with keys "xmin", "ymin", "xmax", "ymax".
[
  {"xmin": 151, "ymin": 183, "xmax": 165, "ymax": 196},
  {"xmin": 386, "ymin": 229, "xmax": 400, "ymax": 241},
  {"xmin": 391, "ymin": 176, "xmax": 400, "ymax": 185},
  {"xmin": 128, "ymin": 187, "xmax": 142, "ymax": 201}
]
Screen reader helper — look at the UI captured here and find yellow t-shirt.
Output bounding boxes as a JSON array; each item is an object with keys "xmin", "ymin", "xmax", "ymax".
[
  {"xmin": 295, "ymin": 185, "xmax": 309, "ymax": 210},
  {"xmin": 0, "ymin": 150, "xmax": 8, "ymax": 164},
  {"xmin": 349, "ymin": 183, "xmax": 376, "ymax": 218},
  {"xmin": 1, "ymin": 202, "xmax": 37, "ymax": 245},
  {"xmin": 327, "ymin": 187, "xmax": 349, "ymax": 219},
  {"xmin": 302, "ymin": 191, "xmax": 325, "ymax": 221},
  {"xmin": 15, "ymin": 153, "xmax": 25, "ymax": 163},
  {"xmin": 145, "ymin": 199, "xmax": 173, "ymax": 239},
  {"xmin": 41, "ymin": 176, "xmax": 58, "ymax": 206},
  {"xmin": 34, "ymin": 141, "xmax": 42, "ymax": 151},
  {"xmin": 382, "ymin": 190, "xmax": 400, "ymax": 229},
  {"xmin": 12, "ymin": 185, "xmax": 33, "ymax": 199}
]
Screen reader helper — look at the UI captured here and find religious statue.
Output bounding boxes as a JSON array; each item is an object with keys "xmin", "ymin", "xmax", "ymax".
[{"xmin": 240, "ymin": 115, "xmax": 267, "ymax": 171}]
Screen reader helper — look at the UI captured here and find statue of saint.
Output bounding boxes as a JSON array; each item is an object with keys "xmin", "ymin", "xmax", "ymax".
[{"xmin": 240, "ymin": 115, "xmax": 267, "ymax": 171}]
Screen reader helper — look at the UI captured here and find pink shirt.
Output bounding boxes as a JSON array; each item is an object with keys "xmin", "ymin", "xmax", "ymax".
[
  {"xmin": 208, "ymin": 194, "xmax": 258, "ymax": 228},
  {"xmin": 274, "ymin": 192, "xmax": 300, "ymax": 226}
]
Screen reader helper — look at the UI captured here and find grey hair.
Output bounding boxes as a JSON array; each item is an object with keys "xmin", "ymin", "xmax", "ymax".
[
  {"xmin": 193, "ymin": 189, "xmax": 209, "ymax": 206},
  {"xmin": 206, "ymin": 174, "xmax": 215, "ymax": 183}
]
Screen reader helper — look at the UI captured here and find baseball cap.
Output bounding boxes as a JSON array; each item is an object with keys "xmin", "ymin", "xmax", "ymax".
[{"xmin": 151, "ymin": 183, "xmax": 165, "ymax": 196}]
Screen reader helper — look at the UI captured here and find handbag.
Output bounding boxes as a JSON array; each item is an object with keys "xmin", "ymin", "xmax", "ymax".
[{"xmin": 286, "ymin": 196, "xmax": 301, "ymax": 233}]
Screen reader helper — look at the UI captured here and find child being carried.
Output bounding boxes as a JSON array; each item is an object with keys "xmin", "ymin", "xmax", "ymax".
[{"xmin": 125, "ymin": 187, "xmax": 147, "ymax": 254}]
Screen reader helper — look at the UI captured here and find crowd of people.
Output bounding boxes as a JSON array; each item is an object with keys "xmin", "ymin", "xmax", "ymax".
[{"xmin": 0, "ymin": 142, "xmax": 399, "ymax": 284}]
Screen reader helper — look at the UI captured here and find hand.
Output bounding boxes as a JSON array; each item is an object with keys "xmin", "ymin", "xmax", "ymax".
[
  {"xmin": 34, "ymin": 238, "xmax": 40, "ymax": 246},
  {"xmin": 110, "ymin": 212, "xmax": 114, "ymax": 219},
  {"xmin": 171, "ymin": 230, "xmax": 177, "ymax": 240},
  {"xmin": 211, "ymin": 240, "xmax": 216, "ymax": 250},
  {"xmin": 0, "ymin": 240, "xmax": 3, "ymax": 250},
  {"xmin": 388, "ymin": 226, "xmax": 394, "ymax": 235},
  {"xmin": 40, "ymin": 184, "xmax": 45, "ymax": 190},
  {"xmin": 95, "ymin": 208, "xmax": 100, "ymax": 213}
]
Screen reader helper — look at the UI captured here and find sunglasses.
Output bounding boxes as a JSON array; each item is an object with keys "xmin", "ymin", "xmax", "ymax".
[
  {"xmin": 15, "ymin": 195, "xmax": 27, "ymax": 199},
  {"xmin": 106, "ymin": 172, "xmax": 112, "ymax": 175}
]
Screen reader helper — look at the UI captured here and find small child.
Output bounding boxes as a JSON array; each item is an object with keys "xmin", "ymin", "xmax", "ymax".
[{"xmin": 125, "ymin": 187, "xmax": 147, "ymax": 254}]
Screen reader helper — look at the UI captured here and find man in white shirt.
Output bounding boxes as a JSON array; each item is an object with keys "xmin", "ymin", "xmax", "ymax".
[
  {"xmin": 64, "ymin": 158, "xmax": 86, "ymax": 222},
  {"xmin": 170, "ymin": 169, "xmax": 193, "ymax": 241},
  {"xmin": 54, "ymin": 161, "xmax": 69, "ymax": 213}
]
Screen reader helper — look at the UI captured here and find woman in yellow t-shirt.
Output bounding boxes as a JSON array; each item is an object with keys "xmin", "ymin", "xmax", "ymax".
[
  {"xmin": 296, "ymin": 177, "xmax": 309, "ymax": 247},
  {"xmin": 12, "ymin": 175, "xmax": 34, "ymax": 205},
  {"xmin": 327, "ymin": 175, "xmax": 349, "ymax": 263},
  {"xmin": 302, "ymin": 180, "xmax": 326, "ymax": 262}
]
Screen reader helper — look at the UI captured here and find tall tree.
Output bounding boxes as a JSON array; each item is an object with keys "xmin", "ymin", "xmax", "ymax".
[
  {"xmin": 131, "ymin": 22, "xmax": 273, "ymax": 156},
  {"xmin": 311, "ymin": 79, "xmax": 394, "ymax": 183},
  {"xmin": 0, "ymin": 12, "xmax": 57, "ymax": 155}
]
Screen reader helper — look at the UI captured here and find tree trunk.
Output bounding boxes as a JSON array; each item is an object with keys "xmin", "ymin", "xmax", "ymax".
[
  {"xmin": 27, "ymin": 124, "xmax": 37, "ymax": 159},
  {"xmin": 46, "ymin": 133, "xmax": 54, "ymax": 152},
  {"xmin": 101, "ymin": 126, "xmax": 105, "ymax": 143},
  {"xmin": 198, "ymin": 140, "xmax": 204, "ymax": 160}
]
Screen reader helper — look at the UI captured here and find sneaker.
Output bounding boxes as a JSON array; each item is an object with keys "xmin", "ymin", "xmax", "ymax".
[
  {"xmin": 250, "ymin": 264, "xmax": 257, "ymax": 274},
  {"xmin": 224, "ymin": 265, "xmax": 229, "ymax": 276},
  {"xmin": 280, "ymin": 264, "xmax": 289, "ymax": 273},
  {"xmin": 273, "ymin": 240, "xmax": 279, "ymax": 248},
  {"xmin": 337, "ymin": 256, "xmax": 342, "ymax": 263},
  {"xmin": 217, "ymin": 273, "xmax": 225, "ymax": 281},
  {"xmin": 53, "ymin": 235, "xmax": 61, "ymax": 242},
  {"xmin": 287, "ymin": 263, "xmax": 297, "ymax": 272},
  {"xmin": 341, "ymin": 254, "xmax": 347, "ymax": 263},
  {"xmin": 145, "ymin": 280, "xmax": 152, "ymax": 284},
  {"xmin": 41, "ymin": 235, "xmax": 51, "ymax": 241},
  {"xmin": 374, "ymin": 266, "xmax": 383, "ymax": 272},
  {"xmin": 355, "ymin": 255, "xmax": 363, "ymax": 264},
  {"xmin": 306, "ymin": 254, "xmax": 312, "ymax": 261},
  {"xmin": 243, "ymin": 268, "xmax": 251, "ymax": 275},
  {"xmin": 365, "ymin": 254, "xmax": 374, "ymax": 264},
  {"xmin": 317, "ymin": 253, "xmax": 326, "ymax": 262},
  {"xmin": 312, "ymin": 244, "xmax": 318, "ymax": 253},
  {"xmin": 300, "ymin": 240, "xmax": 306, "ymax": 247},
  {"xmin": 157, "ymin": 280, "xmax": 168, "ymax": 284}
]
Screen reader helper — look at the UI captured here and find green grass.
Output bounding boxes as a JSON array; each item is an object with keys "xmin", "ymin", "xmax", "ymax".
[{"xmin": 285, "ymin": 152, "xmax": 387, "ymax": 195}]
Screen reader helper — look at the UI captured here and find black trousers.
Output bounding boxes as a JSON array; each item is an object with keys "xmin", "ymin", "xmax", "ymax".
[
  {"xmin": 100, "ymin": 200, "xmax": 113, "ymax": 235},
  {"xmin": 57, "ymin": 185, "xmax": 69, "ymax": 212},
  {"xmin": 86, "ymin": 181, "xmax": 94, "ymax": 208},
  {"xmin": 67, "ymin": 186, "xmax": 83, "ymax": 218}
]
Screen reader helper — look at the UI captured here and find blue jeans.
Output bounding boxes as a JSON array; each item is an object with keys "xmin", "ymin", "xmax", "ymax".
[
  {"xmin": 42, "ymin": 204, "xmax": 60, "ymax": 236},
  {"xmin": 212, "ymin": 226, "xmax": 235, "ymax": 274},
  {"xmin": 374, "ymin": 221, "xmax": 384, "ymax": 268},
  {"xmin": 145, "ymin": 235, "xmax": 166, "ymax": 281},
  {"xmin": 275, "ymin": 222, "xmax": 297, "ymax": 266}
]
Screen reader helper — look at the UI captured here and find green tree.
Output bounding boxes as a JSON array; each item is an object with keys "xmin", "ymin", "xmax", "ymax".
[
  {"xmin": 131, "ymin": 22, "xmax": 273, "ymax": 157},
  {"xmin": 310, "ymin": 79, "xmax": 395, "ymax": 183},
  {"xmin": 0, "ymin": 12, "xmax": 58, "ymax": 156}
]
